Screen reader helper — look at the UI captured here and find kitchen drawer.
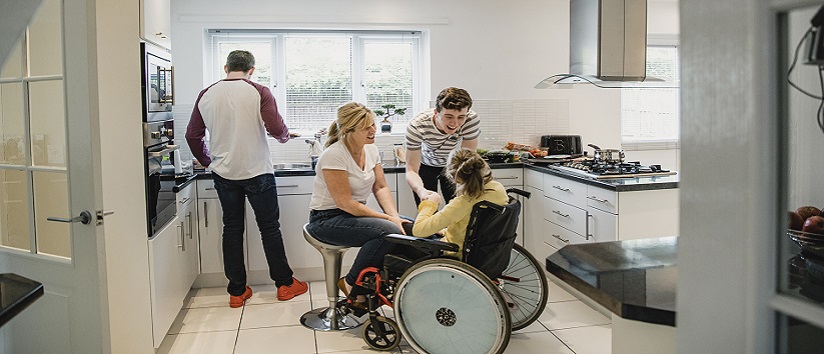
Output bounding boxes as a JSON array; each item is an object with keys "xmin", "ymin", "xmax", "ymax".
[
  {"xmin": 176, "ymin": 183, "xmax": 195, "ymax": 207},
  {"xmin": 587, "ymin": 186, "xmax": 619, "ymax": 214},
  {"xmin": 544, "ymin": 196, "xmax": 588, "ymax": 236},
  {"xmin": 544, "ymin": 174, "xmax": 587, "ymax": 207},
  {"xmin": 492, "ymin": 168, "xmax": 523, "ymax": 187},
  {"xmin": 524, "ymin": 169, "xmax": 544, "ymax": 190},
  {"xmin": 197, "ymin": 180, "xmax": 218, "ymax": 199},
  {"xmin": 546, "ymin": 221, "xmax": 587, "ymax": 248},
  {"xmin": 275, "ymin": 175, "xmax": 314, "ymax": 195}
]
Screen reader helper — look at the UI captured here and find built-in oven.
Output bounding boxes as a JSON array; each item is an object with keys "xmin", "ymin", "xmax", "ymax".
[
  {"xmin": 144, "ymin": 119, "xmax": 179, "ymax": 237},
  {"xmin": 141, "ymin": 42, "xmax": 174, "ymax": 123}
]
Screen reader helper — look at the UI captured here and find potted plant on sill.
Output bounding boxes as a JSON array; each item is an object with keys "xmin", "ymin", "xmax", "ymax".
[{"xmin": 374, "ymin": 104, "xmax": 407, "ymax": 133}]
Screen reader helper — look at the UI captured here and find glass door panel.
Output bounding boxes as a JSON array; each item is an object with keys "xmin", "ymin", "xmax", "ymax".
[
  {"xmin": 27, "ymin": 0, "xmax": 63, "ymax": 77},
  {"xmin": 32, "ymin": 170, "xmax": 69, "ymax": 258},
  {"xmin": 0, "ymin": 169, "xmax": 30, "ymax": 251},
  {"xmin": 28, "ymin": 80, "xmax": 66, "ymax": 168},
  {"xmin": 0, "ymin": 83, "xmax": 25, "ymax": 165},
  {"xmin": 0, "ymin": 35, "xmax": 24, "ymax": 79}
]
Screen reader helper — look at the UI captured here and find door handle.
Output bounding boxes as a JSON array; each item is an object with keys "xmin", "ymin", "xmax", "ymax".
[
  {"xmin": 203, "ymin": 202, "xmax": 208, "ymax": 227},
  {"xmin": 178, "ymin": 222, "xmax": 185, "ymax": 251},
  {"xmin": 186, "ymin": 212, "xmax": 193, "ymax": 239},
  {"xmin": 47, "ymin": 211, "xmax": 92, "ymax": 225},
  {"xmin": 586, "ymin": 213, "xmax": 593, "ymax": 240},
  {"xmin": 552, "ymin": 210, "xmax": 569, "ymax": 218}
]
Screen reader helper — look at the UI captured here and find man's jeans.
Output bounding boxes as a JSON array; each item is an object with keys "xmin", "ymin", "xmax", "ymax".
[{"xmin": 213, "ymin": 173, "xmax": 293, "ymax": 296}]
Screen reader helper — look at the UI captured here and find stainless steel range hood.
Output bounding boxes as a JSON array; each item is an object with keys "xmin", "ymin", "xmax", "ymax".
[{"xmin": 536, "ymin": 0, "xmax": 668, "ymax": 88}]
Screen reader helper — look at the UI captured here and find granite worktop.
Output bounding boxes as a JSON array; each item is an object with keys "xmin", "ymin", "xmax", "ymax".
[
  {"xmin": 545, "ymin": 236, "xmax": 677, "ymax": 326},
  {"xmin": 0, "ymin": 273, "xmax": 44, "ymax": 327}
]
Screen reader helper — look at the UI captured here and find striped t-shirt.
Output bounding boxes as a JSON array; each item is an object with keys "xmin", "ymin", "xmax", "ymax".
[{"xmin": 405, "ymin": 110, "xmax": 480, "ymax": 167}]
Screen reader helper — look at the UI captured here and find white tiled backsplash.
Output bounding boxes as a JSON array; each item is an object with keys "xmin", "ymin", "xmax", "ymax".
[{"xmin": 173, "ymin": 99, "xmax": 569, "ymax": 165}]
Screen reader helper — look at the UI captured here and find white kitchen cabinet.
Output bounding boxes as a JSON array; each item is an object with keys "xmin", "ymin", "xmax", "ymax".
[
  {"xmin": 140, "ymin": 0, "xmax": 171, "ymax": 49},
  {"xmin": 492, "ymin": 168, "xmax": 525, "ymax": 245},
  {"xmin": 196, "ymin": 179, "xmax": 247, "ymax": 276},
  {"xmin": 247, "ymin": 192, "xmax": 316, "ymax": 272},
  {"xmin": 396, "ymin": 173, "xmax": 419, "ymax": 219},
  {"xmin": 147, "ymin": 182, "xmax": 200, "ymax": 348}
]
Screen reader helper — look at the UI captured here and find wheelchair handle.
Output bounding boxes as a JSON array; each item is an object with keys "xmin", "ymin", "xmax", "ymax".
[{"xmin": 506, "ymin": 188, "xmax": 531, "ymax": 199}]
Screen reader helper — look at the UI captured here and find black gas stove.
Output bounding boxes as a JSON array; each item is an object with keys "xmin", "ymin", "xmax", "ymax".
[{"xmin": 554, "ymin": 158, "xmax": 677, "ymax": 179}]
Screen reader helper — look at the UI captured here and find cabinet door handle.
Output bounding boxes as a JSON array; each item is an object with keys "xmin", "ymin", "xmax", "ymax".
[
  {"xmin": 496, "ymin": 176, "xmax": 519, "ymax": 180},
  {"xmin": 203, "ymin": 202, "xmax": 208, "ymax": 227},
  {"xmin": 586, "ymin": 213, "xmax": 593, "ymax": 240},
  {"xmin": 279, "ymin": 184, "xmax": 300, "ymax": 188},
  {"xmin": 552, "ymin": 234, "xmax": 569, "ymax": 243},
  {"xmin": 552, "ymin": 185, "xmax": 570, "ymax": 192},
  {"xmin": 552, "ymin": 210, "xmax": 569, "ymax": 218},
  {"xmin": 205, "ymin": 187, "xmax": 215, "ymax": 191},
  {"xmin": 186, "ymin": 212, "xmax": 193, "ymax": 239},
  {"xmin": 587, "ymin": 196, "xmax": 610, "ymax": 204},
  {"xmin": 179, "ymin": 197, "xmax": 190, "ymax": 205},
  {"xmin": 178, "ymin": 222, "xmax": 185, "ymax": 251}
]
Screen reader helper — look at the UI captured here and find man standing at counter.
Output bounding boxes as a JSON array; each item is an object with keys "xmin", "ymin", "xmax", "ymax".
[
  {"xmin": 405, "ymin": 87, "xmax": 480, "ymax": 205},
  {"xmin": 186, "ymin": 50, "xmax": 308, "ymax": 307}
]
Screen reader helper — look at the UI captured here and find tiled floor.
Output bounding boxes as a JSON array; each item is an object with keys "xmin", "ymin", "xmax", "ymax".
[{"xmin": 158, "ymin": 279, "xmax": 611, "ymax": 354}]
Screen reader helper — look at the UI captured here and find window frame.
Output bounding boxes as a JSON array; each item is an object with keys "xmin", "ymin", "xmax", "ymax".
[{"xmin": 206, "ymin": 29, "xmax": 426, "ymax": 135}]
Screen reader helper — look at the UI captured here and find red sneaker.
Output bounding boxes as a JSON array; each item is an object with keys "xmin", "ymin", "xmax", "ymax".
[
  {"xmin": 277, "ymin": 277, "xmax": 308, "ymax": 301},
  {"xmin": 229, "ymin": 286, "xmax": 253, "ymax": 308}
]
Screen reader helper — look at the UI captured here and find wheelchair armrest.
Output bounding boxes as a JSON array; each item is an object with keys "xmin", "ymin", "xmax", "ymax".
[
  {"xmin": 506, "ymin": 187, "xmax": 531, "ymax": 199},
  {"xmin": 384, "ymin": 234, "xmax": 460, "ymax": 253}
]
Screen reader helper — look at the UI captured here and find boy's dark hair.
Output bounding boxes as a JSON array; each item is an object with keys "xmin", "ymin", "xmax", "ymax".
[
  {"xmin": 435, "ymin": 87, "xmax": 473, "ymax": 112},
  {"xmin": 225, "ymin": 50, "xmax": 255, "ymax": 73}
]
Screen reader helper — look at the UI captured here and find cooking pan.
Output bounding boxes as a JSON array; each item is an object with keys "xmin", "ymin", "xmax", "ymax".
[{"xmin": 587, "ymin": 144, "xmax": 625, "ymax": 163}]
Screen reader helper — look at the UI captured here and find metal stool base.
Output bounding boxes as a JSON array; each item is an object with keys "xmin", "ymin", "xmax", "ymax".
[{"xmin": 300, "ymin": 303, "xmax": 366, "ymax": 331}]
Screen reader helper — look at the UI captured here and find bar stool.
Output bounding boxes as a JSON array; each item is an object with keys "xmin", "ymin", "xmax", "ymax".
[{"xmin": 300, "ymin": 224, "xmax": 366, "ymax": 331}]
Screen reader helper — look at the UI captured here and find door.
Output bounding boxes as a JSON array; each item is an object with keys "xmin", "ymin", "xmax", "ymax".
[{"xmin": 0, "ymin": 0, "xmax": 107, "ymax": 352}]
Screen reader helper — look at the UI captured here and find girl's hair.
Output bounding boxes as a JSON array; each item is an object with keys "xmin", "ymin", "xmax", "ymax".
[
  {"xmin": 447, "ymin": 148, "xmax": 492, "ymax": 199},
  {"xmin": 326, "ymin": 102, "xmax": 375, "ymax": 148}
]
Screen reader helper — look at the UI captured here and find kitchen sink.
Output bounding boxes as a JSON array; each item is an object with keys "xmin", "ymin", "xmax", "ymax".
[{"xmin": 273, "ymin": 163, "xmax": 312, "ymax": 170}]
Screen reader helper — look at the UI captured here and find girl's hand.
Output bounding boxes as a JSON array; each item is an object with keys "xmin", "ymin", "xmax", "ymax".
[{"xmin": 423, "ymin": 192, "xmax": 442, "ymax": 205}]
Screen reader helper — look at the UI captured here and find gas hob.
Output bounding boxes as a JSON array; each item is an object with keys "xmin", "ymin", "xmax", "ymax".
[{"xmin": 552, "ymin": 159, "xmax": 677, "ymax": 179}]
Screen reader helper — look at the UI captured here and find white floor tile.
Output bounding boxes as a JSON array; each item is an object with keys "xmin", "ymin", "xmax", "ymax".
[
  {"xmin": 512, "ymin": 320, "xmax": 549, "ymax": 334},
  {"xmin": 505, "ymin": 331, "xmax": 575, "ymax": 354},
  {"xmin": 315, "ymin": 326, "xmax": 372, "ymax": 353},
  {"xmin": 169, "ymin": 307, "xmax": 242, "ymax": 334},
  {"xmin": 240, "ymin": 301, "xmax": 313, "ymax": 329},
  {"xmin": 234, "ymin": 325, "xmax": 316, "ymax": 354},
  {"xmin": 547, "ymin": 281, "xmax": 579, "ymax": 303},
  {"xmin": 156, "ymin": 330, "xmax": 237, "ymax": 354},
  {"xmin": 538, "ymin": 300, "xmax": 611, "ymax": 330},
  {"xmin": 185, "ymin": 287, "xmax": 229, "ymax": 309},
  {"xmin": 552, "ymin": 325, "xmax": 612, "ymax": 354}
]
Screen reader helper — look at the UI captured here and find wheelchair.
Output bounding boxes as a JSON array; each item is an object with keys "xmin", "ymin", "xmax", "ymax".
[{"xmin": 342, "ymin": 188, "xmax": 548, "ymax": 354}]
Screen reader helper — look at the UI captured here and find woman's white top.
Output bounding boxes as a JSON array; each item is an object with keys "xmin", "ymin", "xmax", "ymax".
[{"xmin": 309, "ymin": 141, "xmax": 380, "ymax": 210}]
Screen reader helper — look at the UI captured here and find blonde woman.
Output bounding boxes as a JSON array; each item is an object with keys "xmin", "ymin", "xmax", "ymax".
[
  {"xmin": 307, "ymin": 102, "xmax": 408, "ymax": 296},
  {"xmin": 412, "ymin": 148, "xmax": 508, "ymax": 256}
]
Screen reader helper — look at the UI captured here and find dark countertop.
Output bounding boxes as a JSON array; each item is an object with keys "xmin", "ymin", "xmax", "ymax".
[
  {"xmin": 190, "ymin": 162, "xmax": 525, "ymax": 180},
  {"xmin": 545, "ymin": 236, "xmax": 677, "ymax": 326},
  {"xmin": 0, "ymin": 273, "xmax": 44, "ymax": 327},
  {"xmin": 524, "ymin": 164, "xmax": 679, "ymax": 192}
]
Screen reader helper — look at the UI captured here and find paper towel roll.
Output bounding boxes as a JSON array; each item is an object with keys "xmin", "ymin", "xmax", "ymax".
[{"xmin": 174, "ymin": 153, "xmax": 183, "ymax": 174}]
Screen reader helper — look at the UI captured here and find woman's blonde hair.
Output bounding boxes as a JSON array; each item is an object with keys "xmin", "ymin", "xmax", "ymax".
[
  {"xmin": 325, "ymin": 102, "xmax": 375, "ymax": 148},
  {"xmin": 446, "ymin": 148, "xmax": 492, "ymax": 199}
]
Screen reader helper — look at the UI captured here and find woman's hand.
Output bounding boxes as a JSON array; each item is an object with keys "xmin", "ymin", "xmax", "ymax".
[{"xmin": 387, "ymin": 215, "xmax": 411, "ymax": 235}]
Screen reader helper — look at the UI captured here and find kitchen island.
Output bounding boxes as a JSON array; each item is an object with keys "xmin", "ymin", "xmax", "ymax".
[{"xmin": 546, "ymin": 236, "xmax": 677, "ymax": 354}]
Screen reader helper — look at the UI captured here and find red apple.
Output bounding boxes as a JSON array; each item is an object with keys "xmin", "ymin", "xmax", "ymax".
[
  {"xmin": 802, "ymin": 216, "xmax": 824, "ymax": 235},
  {"xmin": 797, "ymin": 206, "xmax": 822, "ymax": 221},
  {"xmin": 789, "ymin": 211, "xmax": 804, "ymax": 231}
]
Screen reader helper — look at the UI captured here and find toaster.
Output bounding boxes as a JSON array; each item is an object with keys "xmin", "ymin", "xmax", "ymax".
[{"xmin": 540, "ymin": 135, "xmax": 582, "ymax": 156}]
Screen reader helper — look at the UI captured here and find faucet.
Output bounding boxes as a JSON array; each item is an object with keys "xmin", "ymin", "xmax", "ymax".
[{"xmin": 305, "ymin": 129, "xmax": 325, "ymax": 161}]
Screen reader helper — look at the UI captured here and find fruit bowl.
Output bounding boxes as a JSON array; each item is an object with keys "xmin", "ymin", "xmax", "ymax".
[{"xmin": 787, "ymin": 230, "xmax": 824, "ymax": 250}]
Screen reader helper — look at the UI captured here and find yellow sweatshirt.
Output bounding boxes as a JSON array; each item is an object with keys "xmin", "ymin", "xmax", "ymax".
[{"xmin": 412, "ymin": 180, "xmax": 509, "ymax": 257}]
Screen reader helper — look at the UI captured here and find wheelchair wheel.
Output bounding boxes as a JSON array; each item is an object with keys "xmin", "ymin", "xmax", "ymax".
[
  {"xmin": 394, "ymin": 258, "xmax": 511, "ymax": 354},
  {"xmin": 362, "ymin": 316, "xmax": 401, "ymax": 351},
  {"xmin": 499, "ymin": 243, "xmax": 548, "ymax": 331}
]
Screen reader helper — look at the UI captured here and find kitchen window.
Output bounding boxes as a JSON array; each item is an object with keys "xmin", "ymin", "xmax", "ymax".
[
  {"xmin": 620, "ymin": 45, "xmax": 680, "ymax": 145},
  {"xmin": 206, "ymin": 30, "xmax": 425, "ymax": 134}
]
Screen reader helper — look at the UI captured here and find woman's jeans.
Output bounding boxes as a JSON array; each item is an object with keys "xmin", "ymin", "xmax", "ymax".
[
  {"xmin": 213, "ymin": 173, "xmax": 294, "ymax": 296},
  {"xmin": 307, "ymin": 209, "xmax": 402, "ymax": 286}
]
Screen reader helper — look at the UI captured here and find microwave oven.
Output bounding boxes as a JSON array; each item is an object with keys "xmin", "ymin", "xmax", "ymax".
[{"xmin": 141, "ymin": 42, "xmax": 174, "ymax": 122}]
